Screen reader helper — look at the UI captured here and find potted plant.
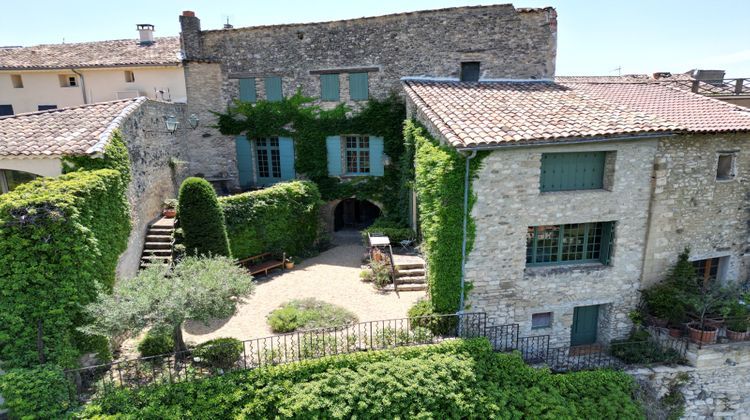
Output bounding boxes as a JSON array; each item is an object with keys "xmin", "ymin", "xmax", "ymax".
[
  {"xmin": 725, "ymin": 300, "xmax": 749, "ymax": 341},
  {"xmin": 642, "ymin": 283, "xmax": 683, "ymax": 328},
  {"xmin": 685, "ymin": 283, "xmax": 736, "ymax": 345},
  {"xmin": 285, "ymin": 257, "xmax": 295, "ymax": 270},
  {"xmin": 162, "ymin": 199, "xmax": 178, "ymax": 218}
]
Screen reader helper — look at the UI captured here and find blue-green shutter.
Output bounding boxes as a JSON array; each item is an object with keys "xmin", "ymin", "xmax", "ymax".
[
  {"xmin": 320, "ymin": 74, "xmax": 340, "ymax": 101},
  {"xmin": 239, "ymin": 78, "xmax": 256, "ymax": 102},
  {"xmin": 326, "ymin": 136, "xmax": 342, "ymax": 176},
  {"xmin": 235, "ymin": 135, "xmax": 253, "ymax": 188},
  {"xmin": 540, "ymin": 152, "xmax": 606, "ymax": 192},
  {"xmin": 264, "ymin": 77, "xmax": 283, "ymax": 102},
  {"xmin": 369, "ymin": 136, "xmax": 384, "ymax": 176},
  {"xmin": 279, "ymin": 137, "xmax": 295, "ymax": 180},
  {"xmin": 599, "ymin": 221, "xmax": 615, "ymax": 265},
  {"xmin": 349, "ymin": 73, "xmax": 369, "ymax": 101}
]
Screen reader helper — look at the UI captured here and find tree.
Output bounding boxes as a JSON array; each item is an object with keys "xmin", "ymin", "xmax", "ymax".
[
  {"xmin": 80, "ymin": 255, "xmax": 254, "ymax": 353},
  {"xmin": 178, "ymin": 177, "xmax": 231, "ymax": 257}
]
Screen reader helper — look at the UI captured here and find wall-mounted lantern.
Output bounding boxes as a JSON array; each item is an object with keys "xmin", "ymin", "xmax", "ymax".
[
  {"xmin": 188, "ymin": 114, "xmax": 200, "ymax": 129},
  {"xmin": 164, "ymin": 115, "xmax": 179, "ymax": 134}
]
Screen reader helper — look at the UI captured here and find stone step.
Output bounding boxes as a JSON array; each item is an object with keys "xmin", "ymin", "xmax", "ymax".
[
  {"xmin": 141, "ymin": 255, "xmax": 172, "ymax": 262},
  {"xmin": 381, "ymin": 283, "xmax": 427, "ymax": 292},
  {"xmin": 142, "ymin": 249, "xmax": 172, "ymax": 257},
  {"xmin": 148, "ymin": 226, "xmax": 174, "ymax": 233},
  {"xmin": 146, "ymin": 234, "xmax": 173, "ymax": 243},
  {"xmin": 395, "ymin": 276, "xmax": 426, "ymax": 284},
  {"xmin": 151, "ymin": 217, "xmax": 176, "ymax": 228},
  {"xmin": 394, "ymin": 263, "xmax": 425, "ymax": 271},
  {"xmin": 143, "ymin": 241, "xmax": 172, "ymax": 250},
  {"xmin": 140, "ymin": 262, "xmax": 171, "ymax": 269},
  {"xmin": 395, "ymin": 268, "xmax": 425, "ymax": 277}
]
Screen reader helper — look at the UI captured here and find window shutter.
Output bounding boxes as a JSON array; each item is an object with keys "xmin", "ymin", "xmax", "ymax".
[
  {"xmin": 239, "ymin": 78, "xmax": 256, "ymax": 102},
  {"xmin": 278, "ymin": 137, "xmax": 296, "ymax": 180},
  {"xmin": 599, "ymin": 222, "xmax": 615, "ymax": 265},
  {"xmin": 264, "ymin": 77, "xmax": 283, "ymax": 102},
  {"xmin": 369, "ymin": 136, "xmax": 384, "ymax": 176},
  {"xmin": 540, "ymin": 152, "xmax": 606, "ymax": 192},
  {"xmin": 235, "ymin": 135, "xmax": 253, "ymax": 188},
  {"xmin": 326, "ymin": 136, "xmax": 342, "ymax": 176},
  {"xmin": 349, "ymin": 73, "xmax": 369, "ymax": 101},
  {"xmin": 320, "ymin": 74, "xmax": 340, "ymax": 101}
]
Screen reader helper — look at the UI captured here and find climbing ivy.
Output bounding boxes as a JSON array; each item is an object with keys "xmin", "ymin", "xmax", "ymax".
[
  {"xmin": 409, "ymin": 120, "xmax": 486, "ymax": 314},
  {"xmin": 215, "ymin": 93, "xmax": 407, "ymax": 221}
]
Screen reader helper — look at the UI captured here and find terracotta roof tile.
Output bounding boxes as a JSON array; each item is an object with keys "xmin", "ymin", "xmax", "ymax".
[
  {"xmin": 0, "ymin": 98, "xmax": 145, "ymax": 157},
  {"xmin": 0, "ymin": 37, "xmax": 181, "ymax": 70}
]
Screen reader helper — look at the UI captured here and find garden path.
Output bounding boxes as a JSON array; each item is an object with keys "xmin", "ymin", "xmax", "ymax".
[{"xmin": 182, "ymin": 230, "xmax": 426, "ymax": 344}]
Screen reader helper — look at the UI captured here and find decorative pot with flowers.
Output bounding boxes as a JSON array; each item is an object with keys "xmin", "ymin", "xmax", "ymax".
[
  {"xmin": 285, "ymin": 257, "xmax": 296, "ymax": 270},
  {"xmin": 162, "ymin": 199, "xmax": 178, "ymax": 218}
]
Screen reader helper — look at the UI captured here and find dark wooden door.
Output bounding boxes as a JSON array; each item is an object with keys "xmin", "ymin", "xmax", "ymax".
[{"xmin": 571, "ymin": 305, "xmax": 599, "ymax": 346}]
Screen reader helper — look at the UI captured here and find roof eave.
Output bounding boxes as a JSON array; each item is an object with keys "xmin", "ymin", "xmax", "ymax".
[{"xmin": 453, "ymin": 132, "xmax": 678, "ymax": 151}]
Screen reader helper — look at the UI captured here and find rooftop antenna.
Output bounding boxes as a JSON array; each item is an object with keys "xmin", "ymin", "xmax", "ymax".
[
  {"xmin": 611, "ymin": 66, "xmax": 622, "ymax": 76},
  {"xmin": 223, "ymin": 15, "xmax": 233, "ymax": 29}
]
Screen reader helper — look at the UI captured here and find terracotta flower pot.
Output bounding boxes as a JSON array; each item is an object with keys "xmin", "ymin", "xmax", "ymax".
[
  {"xmin": 687, "ymin": 323, "xmax": 717, "ymax": 345},
  {"xmin": 726, "ymin": 329, "xmax": 749, "ymax": 342},
  {"xmin": 162, "ymin": 208, "xmax": 177, "ymax": 218},
  {"xmin": 649, "ymin": 315, "xmax": 669, "ymax": 328},
  {"xmin": 285, "ymin": 262, "xmax": 294, "ymax": 269},
  {"xmin": 668, "ymin": 326, "xmax": 683, "ymax": 338}
]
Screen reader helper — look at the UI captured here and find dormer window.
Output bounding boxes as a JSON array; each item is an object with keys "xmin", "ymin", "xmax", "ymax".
[
  {"xmin": 59, "ymin": 74, "xmax": 77, "ymax": 87},
  {"xmin": 124, "ymin": 70, "xmax": 135, "ymax": 83},
  {"xmin": 460, "ymin": 62, "xmax": 480, "ymax": 82}
]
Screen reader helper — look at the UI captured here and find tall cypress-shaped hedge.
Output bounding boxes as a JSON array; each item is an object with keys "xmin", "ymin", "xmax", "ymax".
[
  {"xmin": 178, "ymin": 177, "xmax": 231, "ymax": 258},
  {"xmin": 220, "ymin": 181, "xmax": 321, "ymax": 259},
  {"xmin": 0, "ymin": 135, "xmax": 131, "ymax": 368},
  {"xmin": 410, "ymin": 120, "xmax": 485, "ymax": 314}
]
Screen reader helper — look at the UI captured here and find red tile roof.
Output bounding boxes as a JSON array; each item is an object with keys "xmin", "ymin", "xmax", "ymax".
[
  {"xmin": 403, "ymin": 78, "xmax": 750, "ymax": 149},
  {"xmin": 0, "ymin": 37, "xmax": 181, "ymax": 70},
  {"xmin": 0, "ymin": 98, "xmax": 145, "ymax": 157}
]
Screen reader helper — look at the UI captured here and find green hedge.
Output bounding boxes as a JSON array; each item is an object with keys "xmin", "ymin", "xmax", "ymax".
[
  {"xmin": 360, "ymin": 217, "xmax": 415, "ymax": 244},
  {"xmin": 220, "ymin": 181, "xmax": 321, "ymax": 259},
  {"xmin": 0, "ymin": 138, "xmax": 131, "ymax": 368},
  {"xmin": 83, "ymin": 338, "xmax": 643, "ymax": 419},
  {"xmin": 410, "ymin": 120, "xmax": 485, "ymax": 313},
  {"xmin": 0, "ymin": 364, "xmax": 71, "ymax": 419},
  {"xmin": 178, "ymin": 177, "xmax": 231, "ymax": 258}
]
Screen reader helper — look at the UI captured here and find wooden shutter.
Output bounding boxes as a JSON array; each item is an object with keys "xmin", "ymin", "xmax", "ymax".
[
  {"xmin": 320, "ymin": 74, "xmax": 340, "ymax": 101},
  {"xmin": 264, "ymin": 76, "xmax": 283, "ymax": 102},
  {"xmin": 369, "ymin": 136, "xmax": 384, "ymax": 176},
  {"xmin": 599, "ymin": 221, "xmax": 615, "ymax": 265},
  {"xmin": 540, "ymin": 152, "xmax": 606, "ymax": 192},
  {"xmin": 349, "ymin": 73, "xmax": 369, "ymax": 101},
  {"xmin": 326, "ymin": 136, "xmax": 342, "ymax": 176},
  {"xmin": 235, "ymin": 135, "xmax": 253, "ymax": 188},
  {"xmin": 278, "ymin": 137, "xmax": 296, "ymax": 181},
  {"xmin": 239, "ymin": 78, "xmax": 256, "ymax": 102}
]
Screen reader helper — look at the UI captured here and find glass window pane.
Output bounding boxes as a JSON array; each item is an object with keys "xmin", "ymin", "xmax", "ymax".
[
  {"xmin": 531, "ymin": 312, "xmax": 552, "ymax": 329},
  {"xmin": 3, "ymin": 170, "xmax": 37, "ymax": 192}
]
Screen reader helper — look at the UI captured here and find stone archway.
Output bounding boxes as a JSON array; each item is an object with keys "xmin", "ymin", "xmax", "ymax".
[{"xmin": 321, "ymin": 198, "xmax": 383, "ymax": 233}]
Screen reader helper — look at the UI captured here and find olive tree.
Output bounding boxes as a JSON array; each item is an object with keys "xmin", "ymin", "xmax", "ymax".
[{"xmin": 80, "ymin": 255, "xmax": 254, "ymax": 353}]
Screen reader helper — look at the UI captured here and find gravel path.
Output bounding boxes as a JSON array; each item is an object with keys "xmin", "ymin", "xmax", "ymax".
[{"xmin": 182, "ymin": 231, "xmax": 426, "ymax": 344}]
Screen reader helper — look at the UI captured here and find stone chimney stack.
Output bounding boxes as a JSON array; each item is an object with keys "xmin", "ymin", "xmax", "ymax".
[
  {"xmin": 179, "ymin": 11, "xmax": 202, "ymax": 60},
  {"xmin": 137, "ymin": 24, "xmax": 155, "ymax": 45}
]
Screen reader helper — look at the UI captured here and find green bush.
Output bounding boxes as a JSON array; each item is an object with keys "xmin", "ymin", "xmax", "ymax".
[
  {"xmin": 137, "ymin": 328, "xmax": 175, "ymax": 358},
  {"xmin": 610, "ymin": 331, "xmax": 685, "ymax": 365},
  {"xmin": 0, "ymin": 135, "xmax": 131, "ymax": 368},
  {"xmin": 177, "ymin": 177, "xmax": 231, "ymax": 258},
  {"xmin": 220, "ymin": 181, "xmax": 321, "ymax": 260},
  {"xmin": 193, "ymin": 338, "xmax": 244, "ymax": 371},
  {"xmin": 85, "ymin": 338, "xmax": 644, "ymax": 419},
  {"xmin": 0, "ymin": 365, "xmax": 71, "ymax": 419},
  {"xmin": 361, "ymin": 217, "xmax": 415, "ymax": 244},
  {"xmin": 267, "ymin": 298, "xmax": 358, "ymax": 333},
  {"xmin": 407, "ymin": 298, "xmax": 457, "ymax": 335}
]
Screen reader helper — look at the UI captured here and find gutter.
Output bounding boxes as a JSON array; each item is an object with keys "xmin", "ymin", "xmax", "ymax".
[
  {"xmin": 70, "ymin": 68, "xmax": 87, "ymax": 104},
  {"xmin": 457, "ymin": 149, "xmax": 477, "ymax": 324},
  {"xmin": 454, "ymin": 132, "xmax": 676, "ymax": 152}
]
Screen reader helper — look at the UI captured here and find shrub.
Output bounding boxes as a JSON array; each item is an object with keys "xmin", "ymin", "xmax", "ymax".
[
  {"xmin": 369, "ymin": 258, "xmax": 392, "ymax": 288},
  {"xmin": 407, "ymin": 298, "xmax": 457, "ymax": 335},
  {"xmin": 0, "ymin": 365, "xmax": 71, "ymax": 419},
  {"xmin": 177, "ymin": 177, "xmax": 231, "ymax": 258},
  {"xmin": 193, "ymin": 338, "xmax": 244, "ymax": 371},
  {"xmin": 361, "ymin": 217, "xmax": 415, "ymax": 244},
  {"xmin": 220, "ymin": 181, "xmax": 321, "ymax": 260},
  {"xmin": 267, "ymin": 298, "xmax": 358, "ymax": 333},
  {"xmin": 610, "ymin": 331, "xmax": 685, "ymax": 365},
  {"xmin": 137, "ymin": 328, "xmax": 175, "ymax": 358}
]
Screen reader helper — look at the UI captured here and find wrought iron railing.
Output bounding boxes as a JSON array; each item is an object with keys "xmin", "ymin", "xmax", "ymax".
[{"xmin": 665, "ymin": 78, "xmax": 750, "ymax": 96}]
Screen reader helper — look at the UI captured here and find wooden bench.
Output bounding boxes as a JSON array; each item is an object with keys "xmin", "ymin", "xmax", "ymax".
[{"xmin": 238, "ymin": 252, "xmax": 285, "ymax": 276}]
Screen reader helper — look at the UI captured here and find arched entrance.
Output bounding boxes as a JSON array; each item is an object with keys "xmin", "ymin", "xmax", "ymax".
[{"xmin": 333, "ymin": 198, "xmax": 381, "ymax": 231}]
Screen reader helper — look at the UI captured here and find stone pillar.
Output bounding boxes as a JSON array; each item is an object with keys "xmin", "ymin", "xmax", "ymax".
[{"xmin": 179, "ymin": 11, "xmax": 202, "ymax": 60}]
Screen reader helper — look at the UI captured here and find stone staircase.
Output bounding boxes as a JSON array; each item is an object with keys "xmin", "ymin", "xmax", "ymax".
[
  {"xmin": 383, "ymin": 254, "xmax": 427, "ymax": 292},
  {"xmin": 140, "ymin": 217, "xmax": 175, "ymax": 269}
]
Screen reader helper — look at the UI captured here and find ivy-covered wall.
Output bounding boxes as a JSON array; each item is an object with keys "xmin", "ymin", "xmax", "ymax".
[
  {"xmin": 0, "ymin": 134, "xmax": 131, "ymax": 368},
  {"xmin": 409, "ymin": 120, "xmax": 485, "ymax": 314}
]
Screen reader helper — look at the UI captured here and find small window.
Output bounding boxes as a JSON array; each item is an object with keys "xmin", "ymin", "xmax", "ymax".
[
  {"xmin": 37, "ymin": 105, "xmax": 57, "ymax": 111},
  {"xmin": 349, "ymin": 73, "xmax": 369, "ymax": 101},
  {"xmin": 540, "ymin": 152, "xmax": 607, "ymax": 192},
  {"xmin": 0, "ymin": 104, "xmax": 13, "ymax": 116},
  {"xmin": 320, "ymin": 73, "xmax": 340, "ymax": 101},
  {"xmin": 238, "ymin": 78, "xmax": 256, "ymax": 102},
  {"xmin": 124, "ymin": 70, "xmax": 135, "ymax": 83},
  {"xmin": 526, "ymin": 222, "xmax": 615, "ymax": 266},
  {"xmin": 531, "ymin": 312, "xmax": 552, "ymax": 329},
  {"xmin": 264, "ymin": 76, "xmax": 283, "ymax": 102},
  {"xmin": 344, "ymin": 135, "xmax": 370, "ymax": 174},
  {"xmin": 716, "ymin": 153, "xmax": 736, "ymax": 180},
  {"xmin": 692, "ymin": 257, "xmax": 727, "ymax": 286},
  {"xmin": 59, "ymin": 74, "xmax": 77, "ymax": 87},
  {"xmin": 256, "ymin": 137, "xmax": 281, "ymax": 179},
  {"xmin": 11, "ymin": 74, "xmax": 23, "ymax": 88},
  {"xmin": 460, "ymin": 61, "xmax": 480, "ymax": 82},
  {"xmin": 0, "ymin": 169, "xmax": 38, "ymax": 194}
]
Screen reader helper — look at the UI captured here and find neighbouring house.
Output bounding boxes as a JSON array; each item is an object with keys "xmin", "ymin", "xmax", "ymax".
[
  {"xmin": 652, "ymin": 69, "xmax": 750, "ymax": 108},
  {"xmin": 177, "ymin": 5, "xmax": 557, "ymax": 231},
  {"xmin": 403, "ymin": 77, "xmax": 750, "ymax": 347},
  {"xmin": 0, "ymin": 98, "xmax": 188, "ymax": 278},
  {"xmin": 0, "ymin": 24, "xmax": 185, "ymax": 116}
]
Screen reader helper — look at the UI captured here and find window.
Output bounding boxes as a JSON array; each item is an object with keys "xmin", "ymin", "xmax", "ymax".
[
  {"xmin": 345, "ymin": 136, "xmax": 370, "ymax": 174},
  {"xmin": 239, "ymin": 78, "xmax": 256, "ymax": 102},
  {"xmin": 37, "ymin": 105, "xmax": 57, "ymax": 111},
  {"xmin": 0, "ymin": 169, "xmax": 37, "ymax": 194},
  {"xmin": 460, "ymin": 61, "xmax": 480, "ymax": 82},
  {"xmin": 0, "ymin": 105, "xmax": 13, "ymax": 116},
  {"xmin": 124, "ymin": 70, "xmax": 135, "ymax": 83},
  {"xmin": 716, "ymin": 153, "xmax": 736, "ymax": 180},
  {"xmin": 349, "ymin": 72, "xmax": 368, "ymax": 101},
  {"xmin": 692, "ymin": 257, "xmax": 726, "ymax": 286},
  {"xmin": 264, "ymin": 76, "xmax": 283, "ymax": 102},
  {"xmin": 531, "ymin": 312, "xmax": 552, "ymax": 329},
  {"xmin": 526, "ymin": 222, "xmax": 614, "ymax": 266},
  {"xmin": 256, "ymin": 137, "xmax": 281, "ymax": 179},
  {"xmin": 320, "ymin": 73, "xmax": 340, "ymax": 101},
  {"xmin": 58, "ymin": 74, "xmax": 77, "ymax": 87},
  {"xmin": 11, "ymin": 74, "xmax": 23, "ymax": 88},
  {"xmin": 540, "ymin": 152, "xmax": 607, "ymax": 192}
]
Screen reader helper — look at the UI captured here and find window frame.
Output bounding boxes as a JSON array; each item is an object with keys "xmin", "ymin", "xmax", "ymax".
[
  {"xmin": 460, "ymin": 61, "xmax": 480, "ymax": 82},
  {"xmin": 255, "ymin": 137, "xmax": 282, "ymax": 181},
  {"xmin": 343, "ymin": 135, "xmax": 370, "ymax": 175},
  {"xmin": 716, "ymin": 152, "xmax": 736, "ymax": 181},
  {"xmin": 691, "ymin": 256, "xmax": 727, "ymax": 286},
  {"xmin": 526, "ymin": 221, "xmax": 615, "ymax": 267},
  {"xmin": 531, "ymin": 312, "xmax": 553, "ymax": 329},
  {"xmin": 124, "ymin": 70, "xmax": 135, "ymax": 83},
  {"xmin": 10, "ymin": 74, "xmax": 23, "ymax": 88}
]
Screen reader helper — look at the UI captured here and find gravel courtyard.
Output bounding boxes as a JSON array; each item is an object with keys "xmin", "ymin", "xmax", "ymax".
[{"xmin": 183, "ymin": 231, "xmax": 426, "ymax": 344}]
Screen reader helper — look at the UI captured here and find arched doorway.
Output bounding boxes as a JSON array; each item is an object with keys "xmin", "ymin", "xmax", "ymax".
[{"xmin": 333, "ymin": 198, "xmax": 381, "ymax": 231}]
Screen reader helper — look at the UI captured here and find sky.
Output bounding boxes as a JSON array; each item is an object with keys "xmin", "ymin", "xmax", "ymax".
[{"xmin": 1, "ymin": 0, "xmax": 748, "ymax": 77}]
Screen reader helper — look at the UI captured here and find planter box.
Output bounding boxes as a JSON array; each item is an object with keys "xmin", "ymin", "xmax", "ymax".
[
  {"xmin": 726, "ymin": 329, "xmax": 749, "ymax": 342},
  {"xmin": 687, "ymin": 323, "xmax": 717, "ymax": 345}
]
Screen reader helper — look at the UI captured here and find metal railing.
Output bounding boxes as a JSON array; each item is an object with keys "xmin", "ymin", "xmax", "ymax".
[{"xmin": 665, "ymin": 78, "xmax": 750, "ymax": 96}]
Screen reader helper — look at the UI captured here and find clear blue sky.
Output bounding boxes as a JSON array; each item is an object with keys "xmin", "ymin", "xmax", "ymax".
[{"xmin": 2, "ymin": 0, "xmax": 748, "ymax": 77}]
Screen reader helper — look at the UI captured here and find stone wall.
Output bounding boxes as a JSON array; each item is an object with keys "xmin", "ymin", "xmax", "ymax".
[
  {"xmin": 115, "ymin": 100, "xmax": 188, "ymax": 279},
  {"xmin": 465, "ymin": 140, "xmax": 660, "ymax": 346},
  {"xmin": 179, "ymin": 4, "xmax": 557, "ymax": 187}
]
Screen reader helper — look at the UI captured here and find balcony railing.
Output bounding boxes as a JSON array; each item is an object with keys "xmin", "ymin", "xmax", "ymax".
[{"xmin": 666, "ymin": 78, "xmax": 750, "ymax": 96}]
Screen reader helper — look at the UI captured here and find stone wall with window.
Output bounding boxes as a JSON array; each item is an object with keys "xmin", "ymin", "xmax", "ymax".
[{"xmin": 465, "ymin": 139, "xmax": 661, "ymax": 346}]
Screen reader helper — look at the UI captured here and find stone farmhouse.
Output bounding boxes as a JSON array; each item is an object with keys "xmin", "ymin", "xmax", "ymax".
[{"xmin": 404, "ymin": 77, "xmax": 750, "ymax": 346}]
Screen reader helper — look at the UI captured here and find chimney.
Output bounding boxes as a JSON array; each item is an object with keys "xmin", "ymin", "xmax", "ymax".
[
  {"xmin": 179, "ymin": 11, "xmax": 203, "ymax": 60},
  {"xmin": 137, "ymin": 24, "xmax": 155, "ymax": 45}
]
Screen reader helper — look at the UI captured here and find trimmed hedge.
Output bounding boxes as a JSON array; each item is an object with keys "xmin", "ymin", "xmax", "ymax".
[
  {"xmin": 410, "ymin": 120, "xmax": 486, "ymax": 313},
  {"xmin": 0, "ymin": 364, "xmax": 71, "ymax": 419},
  {"xmin": 220, "ymin": 181, "xmax": 321, "ymax": 259},
  {"xmin": 83, "ymin": 338, "xmax": 644, "ymax": 418},
  {"xmin": 178, "ymin": 177, "xmax": 231, "ymax": 258},
  {"xmin": 360, "ymin": 217, "xmax": 415, "ymax": 244},
  {"xmin": 0, "ymin": 138, "xmax": 131, "ymax": 368}
]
